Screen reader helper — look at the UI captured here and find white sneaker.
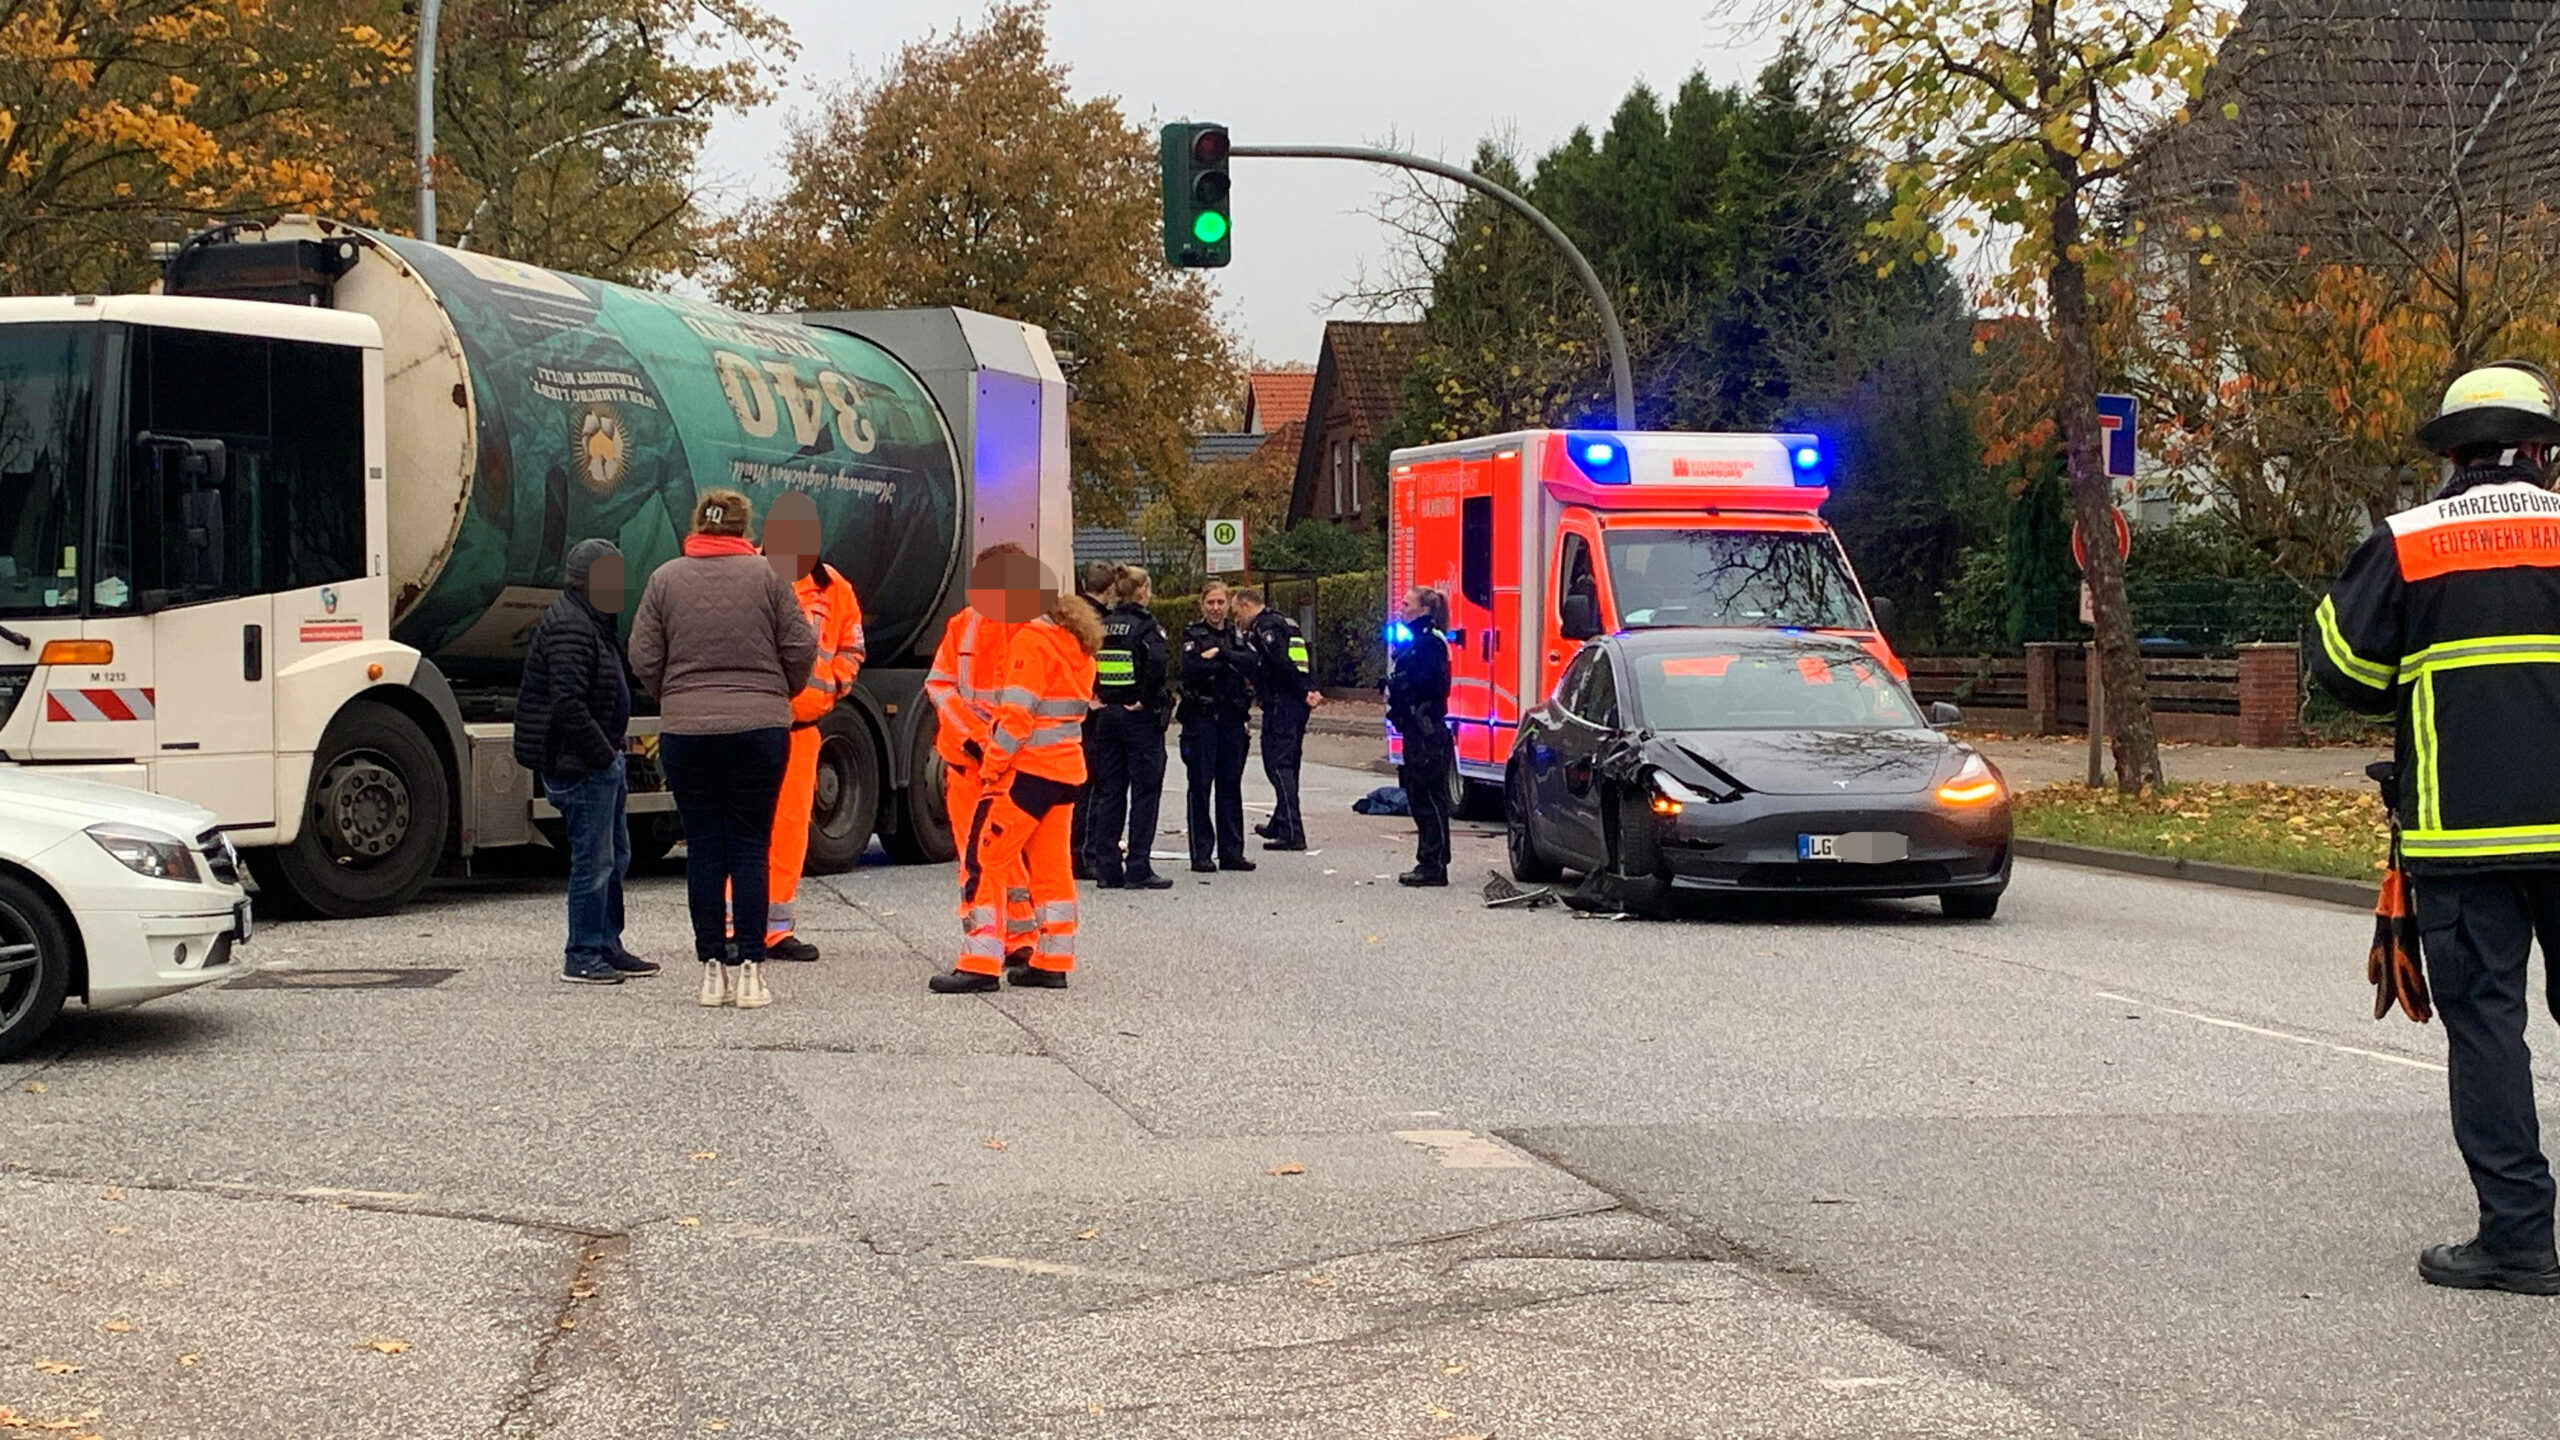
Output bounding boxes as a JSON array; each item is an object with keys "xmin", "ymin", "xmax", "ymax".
[
  {"xmin": 734, "ymin": 961, "xmax": 772, "ymax": 1010},
  {"xmin": 697, "ymin": 961, "xmax": 732, "ymax": 1008}
]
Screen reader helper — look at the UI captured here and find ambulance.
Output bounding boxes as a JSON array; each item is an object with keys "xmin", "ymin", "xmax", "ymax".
[{"xmin": 1385, "ymin": 428, "xmax": 1897, "ymax": 811}]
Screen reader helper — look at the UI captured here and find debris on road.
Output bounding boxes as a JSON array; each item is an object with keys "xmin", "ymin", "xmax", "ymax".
[{"xmin": 1483, "ymin": 871, "xmax": 1556, "ymax": 909}]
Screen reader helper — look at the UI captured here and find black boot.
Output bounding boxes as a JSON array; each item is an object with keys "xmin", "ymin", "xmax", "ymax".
[
  {"xmin": 1398, "ymin": 868, "xmax": 1448, "ymax": 887},
  {"xmin": 767, "ymin": 936, "xmax": 821, "ymax": 963},
  {"xmin": 1007, "ymin": 965, "xmax": 1068, "ymax": 989},
  {"xmin": 1190, "ymin": 859, "xmax": 1218, "ymax": 874},
  {"xmin": 1004, "ymin": 948, "xmax": 1031, "ymax": 970},
  {"xmin": 2419, "ymin": 1239, "xmax": 2560, "ymax": 1294},
  {"xmin": 1125, "ymin": 872, "xmax": 1174, "ymax": 890},
  {"xmin": 1219, "ymin": 856, "xmax": 1258, "ymax": 872},
  {"xmin": 928, "ymin": 970, "xmax": 1001, "ymax": 994}
]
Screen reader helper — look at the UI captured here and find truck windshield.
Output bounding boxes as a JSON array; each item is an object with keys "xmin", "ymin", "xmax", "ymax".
[
  {"xmin": 0, "ymin": 325, "xmax": 93, "ymax": 618},
  {"xmin": 1604, "ymin": 528, "xmax": 1871, "ymax": 631}
]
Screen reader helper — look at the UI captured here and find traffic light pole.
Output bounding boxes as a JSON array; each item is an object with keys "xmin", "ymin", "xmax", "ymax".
[{"xmin": 1229, "ymin": 143, "xmax": 1636, "ymax": 431}]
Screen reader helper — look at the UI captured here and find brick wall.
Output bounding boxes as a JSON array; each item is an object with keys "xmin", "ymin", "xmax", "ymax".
[{"xmin": 2235, "ymin": 643, "xmax": 2303, "ymax": 748}]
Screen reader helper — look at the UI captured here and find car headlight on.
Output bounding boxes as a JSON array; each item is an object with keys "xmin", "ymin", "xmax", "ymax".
[
  {"xmin": 1649, "ymin": 771, "xmax": 1707, "ymax": 816},
  {"xmin": 85, "ymin": 822, "xmax": 203, "ymax": 883},
  {"xmin": 1935, "ymin": 753, "xmax": 2003, "ymax": 806}
]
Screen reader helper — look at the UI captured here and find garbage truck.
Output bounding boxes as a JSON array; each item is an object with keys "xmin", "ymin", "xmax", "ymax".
[{"xmin": 0, "ymin": 216, "xmax": 1074, "ymax": 917}]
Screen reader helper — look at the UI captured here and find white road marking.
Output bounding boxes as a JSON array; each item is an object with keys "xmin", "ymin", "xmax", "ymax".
[
  {"xmin": 961, "ymin": 1255, "xmax": 1169, "ymax": 1284},
  {"xmin": 2094, "ymin": 991, "xmax": 2445, "ymax": 1074},
  {"xmin": 1393, "ymin": 1128, "xmax": 1532, "ymax": 1169}
]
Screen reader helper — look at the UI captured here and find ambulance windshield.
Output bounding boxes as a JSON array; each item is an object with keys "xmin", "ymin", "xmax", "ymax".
[{"xmin": 1603, "ymin": 529, "xmax": 1870, "ymax": 631}]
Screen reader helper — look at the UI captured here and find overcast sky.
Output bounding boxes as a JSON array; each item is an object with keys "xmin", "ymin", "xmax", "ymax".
[{"xmin": 697, "ymin": 1, "xmax": 1781, "ymax": 365}]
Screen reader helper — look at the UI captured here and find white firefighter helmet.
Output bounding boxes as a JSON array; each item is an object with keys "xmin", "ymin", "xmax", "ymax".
[{"xmin": 2415, "ymin": 361, "xmax": 2560, "ymax": 456}]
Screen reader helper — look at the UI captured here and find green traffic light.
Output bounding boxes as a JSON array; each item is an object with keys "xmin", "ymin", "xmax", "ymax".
[{"xmin": 1192, "ymin": 210, "xmax": 1229, "ymax": 245}]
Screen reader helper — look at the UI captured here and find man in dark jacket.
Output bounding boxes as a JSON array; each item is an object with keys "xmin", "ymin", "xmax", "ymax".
[
  {"xmin": 516, "ymin": 539, "xmax": 657, "ymax": 985},
  {"xmin": 1087, "ymin": 567, "xmax": 1174, "ymax": 889},
  {"xmin": 2307, "ymin": 361, "xmax": 2560, "ymax": 1294},
  {"xmin": 1179, "ymin": 581, "xmax": 1257, "ymax": 873},
  {"xmin": 1234, "ymin": 587, "xmax": 1321, "ymax": 850},
  {"xmin": 1387, "ymin": 585, "xmax": 1454, "ymax": 887}
]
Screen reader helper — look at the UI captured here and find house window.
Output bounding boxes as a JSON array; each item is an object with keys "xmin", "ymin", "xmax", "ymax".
[
  {"xmin": 1330, "ymin": 439, "xmax": 1347, "ymax": 516},
  {"xmin": 1349, "ymin": 441, "xmax": 1362, "ymax": 514}
]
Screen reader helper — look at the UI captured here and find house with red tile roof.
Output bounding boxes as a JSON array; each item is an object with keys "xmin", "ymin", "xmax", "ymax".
[{"xmin": 1287, "ymin": 321, "xmax": 1421, "ymax": 531}]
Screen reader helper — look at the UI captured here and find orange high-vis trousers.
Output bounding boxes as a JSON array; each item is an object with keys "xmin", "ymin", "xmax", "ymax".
[
  {"xmin": 946, "ymin": 762, "xmax": 1035, "ymax": 973},
  {"xmin": 764, "ymin": 723, "xmax": 823, "ymax": 944},
  {"xmin": 957, "ymin": 773, "xmax": 1078, "ymax": 978}
]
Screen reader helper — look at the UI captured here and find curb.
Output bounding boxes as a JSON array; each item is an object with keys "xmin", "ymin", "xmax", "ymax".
[{"xmin": 2011, "ymin": 837, "xmax": 2379, "ymax": 910}]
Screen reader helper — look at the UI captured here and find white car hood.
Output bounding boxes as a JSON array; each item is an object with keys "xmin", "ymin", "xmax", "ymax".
[{"xmin": 0, "ymin": 769, "xmax": 217, "ymax": 839}]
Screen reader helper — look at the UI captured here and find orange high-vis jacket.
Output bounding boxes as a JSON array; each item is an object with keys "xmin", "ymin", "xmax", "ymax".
[
  {"xmin": 791, "ymin": 563, "xmax": 865, "ymax": 725},
  {"xmin": 925, "ymin": 608, "xmax": 1017, "ymax": 766},
  {"xmin": 984, "ymin": 614, "xmax": 1097, "ymax": 785}
]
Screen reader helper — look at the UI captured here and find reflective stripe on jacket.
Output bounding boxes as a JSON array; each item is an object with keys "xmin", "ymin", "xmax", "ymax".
[
  {"xmin": 790, "ymin": 563, "xmax": 866, "ymax": 725},
  {"xmin": 925, "ymin": 609, "xmax": 1018, "ymax": 766},
  {"xmin": 986, "ymin": 615, "xmax": 1098, "ymax": 784},
  {"xmin": 2306, "ymin": 467, "xmax": 2560, "ymax": 867}
]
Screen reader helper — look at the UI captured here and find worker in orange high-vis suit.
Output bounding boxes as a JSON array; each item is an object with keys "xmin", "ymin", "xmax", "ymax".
[
  {"xmin": 929, "ymin": 551, "xmax": 1102, "ymax": 993},
  {"xmin": 761, "ymin": 502, "xmax": 864, "ymax": 962},
  {"xmin": 926, "ymin": 545, "xmax": 1039, "ymax": 983}
]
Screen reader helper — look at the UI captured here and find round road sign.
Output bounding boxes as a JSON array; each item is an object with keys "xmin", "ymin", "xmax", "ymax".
[{"xmin": 2072, "ymin": 509, "xmax": 2133, "ymax": 569}]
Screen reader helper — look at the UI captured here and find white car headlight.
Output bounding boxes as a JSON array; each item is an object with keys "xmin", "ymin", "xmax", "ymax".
[{"xmin": 86, "ymin": 822, "xmax": 203, "ymax": 883}]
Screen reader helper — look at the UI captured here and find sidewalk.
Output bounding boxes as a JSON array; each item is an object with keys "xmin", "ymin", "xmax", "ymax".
[{"xmin": 1975, "ymin": 736, "xmax": 2388, "ymax": 791}]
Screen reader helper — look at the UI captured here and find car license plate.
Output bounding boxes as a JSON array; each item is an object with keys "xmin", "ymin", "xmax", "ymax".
[
  {"xmin": 231, "ymin": 897, "xmax": 254, "ymax": 943},
  {"xmin": 1798, "ymin": 832, "xmax": 1909, "ymax": 864}
]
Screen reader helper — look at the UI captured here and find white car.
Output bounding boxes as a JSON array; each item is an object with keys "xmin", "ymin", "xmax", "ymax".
[{"xmin": 0, "ymin": 770, "xmax": 252, "ymax": 1060}]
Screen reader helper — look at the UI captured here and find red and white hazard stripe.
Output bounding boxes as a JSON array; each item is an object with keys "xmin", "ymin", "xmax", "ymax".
[{"xmin": 45, "ymin": 688, "xmax": 156, "ymax": 722}]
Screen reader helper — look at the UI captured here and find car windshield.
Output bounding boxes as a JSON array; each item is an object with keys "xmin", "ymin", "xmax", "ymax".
[
  {"xmin": 0, "ymin": 324, "xmax": 94, "ymax": 619},
  {"xmin": 1603, "ymin": 528, "xmax": 1870, "ymax": 630},
  {"xmin": 1630, "ymin": 648, "xmax": 1923, "ymax": 731}
]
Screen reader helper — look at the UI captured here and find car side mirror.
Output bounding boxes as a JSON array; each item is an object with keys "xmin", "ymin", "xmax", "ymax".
[
  {"xmin": 1928, "ymin": 701, "xmax": 1962, "ymax": 727},
  {"xmin": 1561, "ymin": 594, "xmax": 1600, "ymax": 641},
  {"xmin": 1870, "ymin": 595, "xmax": 1897, "ymax": 638}
]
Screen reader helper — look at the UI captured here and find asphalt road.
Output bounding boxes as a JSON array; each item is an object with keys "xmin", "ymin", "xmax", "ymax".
[{"xmin": 6, "ymin": 754, "xmax": 2558, "ymax": 1439}]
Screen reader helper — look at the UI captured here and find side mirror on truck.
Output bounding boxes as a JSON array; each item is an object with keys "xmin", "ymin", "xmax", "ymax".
[
  {"xmin": 1561, "ymin": 594, "xmax": 1601, "ymax": 641},
  {"xmin": 1870, "ymin": 595, "xmax": 1897, "ymax": 640}
]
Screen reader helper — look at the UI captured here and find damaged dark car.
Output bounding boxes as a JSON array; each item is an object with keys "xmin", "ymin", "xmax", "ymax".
[{"xmin": 1505, "ymin": 629, "xmax": 2012, "ymax": 919}]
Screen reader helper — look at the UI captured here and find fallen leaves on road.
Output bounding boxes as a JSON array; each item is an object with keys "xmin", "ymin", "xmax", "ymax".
[
  {"xmin": 688, "ymin": 1150, "xmax": 717, "ymax": 1162},
  {"xmin": 1441, "ymin": 1362, "xmax": 1467, "ymax": 1376},
  {"xmin": 557, "ymin": 1318, "xmax": 577, "ymax": 1331},
  {"xmin": 1266, "ymin": 1162, "xmax": 1306, "ymax": 1176},
  {"xmin": 980, "ymin": 1137, "xmax": 1009, "ymax": 1151},
  {"xmin": 0, "ymin": 1405, "xmax": 102, "ymax": 1438},
  {"xmin": 100, "ymin": 1321, "xmax": 130, "ymax": 1334},
  {"xmin": 97, "ymin": 1188, "xmax": 122, "ymax": 1203},
  {"xmin": 30, "ymin": 1361, "xmax": 81, "ymax": 1376},
  {"xmin": 700, "ymin": 1420, "xmax": 729, "ymax": 1433},
  {"xmin": 1075, "ymin": 1228, "xmax": 1098, "ymax": 1241},
  {"xmin": 103, "ymin": 1227, "xmax": 131, "ymax": 1237},
  {"xmin": 359, "ymin": 1339, "xmax": 409, "ymax": 1355},
  {"xmin": 176, "ymin": 1354, "xmax": 199, "ymax": 1367},
  {"xmin": 22, "ymin": 1082, "xmax": 42, "ymax": 1094},
  {"xmin": 2014, "ymin": 781, "xmax": 2388, "ymax": 882},
  {"xmin": 674, "ymin": 1216, "xmax": 701, "ymax": 1228}
]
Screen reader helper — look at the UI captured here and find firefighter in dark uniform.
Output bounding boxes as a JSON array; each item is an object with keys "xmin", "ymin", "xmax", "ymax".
[
  {"xmin": 1070, "ymin": 562, "xmax": 1116, "ymax": 880},
  {"xmin": 1234, "ymin": 586, "xmax": 1321, "ymax": 851},
  {"xmin": 2308, "ymin": 361, "xmax": 2560, "ymax": 1295},
  {"xmin": 1178, "ymin": 581, "xmax": 1257, "ymax": 873},
  {"xmin": 1085, "ymin": 566, "xmax": 1173, "ymax": 890},
  {"xmin": 1387, "ymin": 585, "xmax": 1454, "ymax": 887}
]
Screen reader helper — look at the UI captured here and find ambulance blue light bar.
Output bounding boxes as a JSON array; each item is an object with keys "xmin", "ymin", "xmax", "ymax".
[
  {"xmin": 1564, "ymin": 431, "xmax": 1631, "ymax": 484},
  {"xmin": 1782, "ymin": 433, "xmax": 1828, "ymax": 486}
]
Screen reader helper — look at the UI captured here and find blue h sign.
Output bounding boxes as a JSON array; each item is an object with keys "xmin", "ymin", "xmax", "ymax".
[{"xmin": 2097, "ymin": 393, "xmax": 2138, "ymax": 479}]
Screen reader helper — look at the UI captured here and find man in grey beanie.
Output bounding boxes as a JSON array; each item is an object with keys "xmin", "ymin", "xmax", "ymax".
[{"xmin": 515, "ymin": 539, "xmax": 658, "ymax": 984}]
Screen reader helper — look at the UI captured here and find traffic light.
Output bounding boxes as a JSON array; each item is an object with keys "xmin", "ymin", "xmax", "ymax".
[{"xmin": 1160, "ymin": 122, "xmax": 1231, "ymax": 267}]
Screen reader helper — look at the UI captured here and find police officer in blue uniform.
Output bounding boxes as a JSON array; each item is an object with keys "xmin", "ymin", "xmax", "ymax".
[
  {"xmin": 1387, "ymin": 585, "xmax": 1453, "ymax": 887},
  {"xmin": 1085, "ymin": 566, "xmax": 1173, "ymax": 890},
  {"xmin": 1235, "ymin": 586, "xmax": 1320, "ymax": 851}
]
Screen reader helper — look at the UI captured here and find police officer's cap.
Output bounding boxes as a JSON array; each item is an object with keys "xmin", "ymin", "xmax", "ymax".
[{"xmin": 2415, "ymin": 361, "xmax": 2560, "ymax": 455}]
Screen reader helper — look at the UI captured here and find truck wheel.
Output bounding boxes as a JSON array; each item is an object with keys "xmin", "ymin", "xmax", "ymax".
[
  {"xmin": 806, "ymin": 709, "xmax": 882, "ymax": 876},
  {"xmin": 881, "ymin": 711, "xmax": 955, "ymax": 865},
  {"xmin": 252, "ymin": 703, "xmax": 449, "ymax": 919},
  {"xmin": 0, "ymin": 875, "xmax": 74, "ymax": 1063}
]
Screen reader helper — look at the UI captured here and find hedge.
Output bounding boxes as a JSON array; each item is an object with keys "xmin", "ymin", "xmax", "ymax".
[{"xmin": 1153, "ymin": 569, "xmax": 1390, "ymax": 694}]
